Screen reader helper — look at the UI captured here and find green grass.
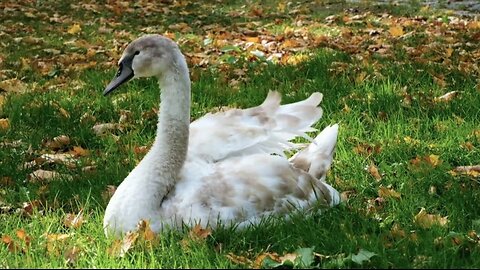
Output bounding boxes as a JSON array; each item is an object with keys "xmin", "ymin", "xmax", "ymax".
[{"xmin": 1, "ymin": 0, "xmax": 480, "ymax": 268}]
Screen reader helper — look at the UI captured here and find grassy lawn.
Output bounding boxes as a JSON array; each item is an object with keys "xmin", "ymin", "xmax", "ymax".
[{"xmin": 1, "ymin": 0, "xmax": 480, "ymax": 268}]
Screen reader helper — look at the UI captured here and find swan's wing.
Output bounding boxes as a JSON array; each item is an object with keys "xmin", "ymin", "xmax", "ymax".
[
  {"xmin": 188, "ymin": 91, "xmax": 323, "ymax": 162},
  {"xmin": 162, "ymin": 153, "xmax": 340, "ymax": 229}
]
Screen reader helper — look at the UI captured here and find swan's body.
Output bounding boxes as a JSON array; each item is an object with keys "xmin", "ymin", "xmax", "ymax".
[{"xmin": 103, "ymin": 34, "xmax": 341, "ymax": 236}]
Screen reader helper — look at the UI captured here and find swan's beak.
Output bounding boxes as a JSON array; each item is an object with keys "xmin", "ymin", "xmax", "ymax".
[{"xmin": 103, "ymin": 60, "xmax": 135, "ymax": 96}]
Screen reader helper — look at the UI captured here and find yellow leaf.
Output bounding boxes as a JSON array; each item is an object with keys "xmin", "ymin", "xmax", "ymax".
[
  {"xmin": 434, "ymin": 91, "xmax": 458, "ymax": 103},
  {"xmin": 2, "ymin": 234, "xmax": 22, "ymax": 253},
  {"xmin": 108, "ymin": 231, "xmax": 139, "ymax": 257},
  {"xmin": 226, "ymin": 253, "xmax": 253, "ymax": 266},
  {"xmin": 0, "ymin": 78, "xmax": 27, "ymax": 93},
  {"xmin": 378, "ymin": 186, "xmax": 401, "ymax": 199},
  {"xmin": 16, "ymin": 229, "xmax": 31, "ymax": 246},
  {"xmin": 71, "ymin": 146, "xmax": 90, "ymax": 157},
  {"xmin": 0, "ymin": 95, "xmax": 5, "ymax": 111},
  {"xmin": 64, "ymin": 209, "xmax": 84, "ymax": 229},
  {"xmin": 425, "ymin": 154, "xmax": 441, "ymax": 167},
  {"xmin": 137, "ymin": 219, "xmax": 156, "ymax": 241},
  {"xmin": 189, "ymin": 224, "xmax": 212, "ymax": 240},
  {"xmin": 67, "ymin": 24, "xmax": 82, "ymax": 35},
  {"xmin": 390, "ymin": 223, "xmax": 406, "ymax": 239},
  {"xmin": 65, "ymin": 246, "xmax": 81, "ymax": 265},
  {"xmin": 445, "ymin": 47, "xmax": 453, "ymax": 58},
  {"xmin": 414, "ymin": 208, "xmax": 448, "ymax": 229},
  {"xmin": 453, "ymin": 165, "xmax": 480, "ymax": 178},
  {"xmin": 245, "ymin": 36, "xmax": 260, "ymax": 43},
  {"xmin": 59, "ymin": 107, "xmax": 70, "ymax": 118},
  {"xmin": 389, "ymin": 26, "xmax": 404, "ymax": 37},
  {"xmin": 367, "ymin": 163, "xmax": 382, "ymax": 181},
  {"xmin": 0, "ymin": 118, "xmax": 9, "ymax": 130}
]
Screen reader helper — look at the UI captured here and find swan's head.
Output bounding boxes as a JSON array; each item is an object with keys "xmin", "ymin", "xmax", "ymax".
[{"xmin": 104, "ymin": 34, "xmax": 182, "ymax": 95}]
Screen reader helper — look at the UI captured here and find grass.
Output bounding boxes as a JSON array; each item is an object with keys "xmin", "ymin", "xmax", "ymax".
[{"xmin": 1, "ymin": 0, "xmax": 480, "ymax": 268}]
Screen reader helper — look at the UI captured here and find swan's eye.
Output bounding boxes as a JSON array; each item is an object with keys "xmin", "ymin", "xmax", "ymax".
[{"xmin": 134, "ymin": 51, "xmax": 140, "ymax": 56}]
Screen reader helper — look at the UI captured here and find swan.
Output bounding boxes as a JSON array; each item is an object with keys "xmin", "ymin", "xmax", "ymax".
[{"xmin": 102, "ymin": 34, "xmax": 341, "ymax": 236}]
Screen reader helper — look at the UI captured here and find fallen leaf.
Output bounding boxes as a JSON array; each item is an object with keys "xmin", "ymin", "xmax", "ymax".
[
  {"xmin": 389, "ymin": 26, "xmax": 404, "ymax": 37},
  {"xmin": 451, "ymin": 165, "xmax": 480, "ymax": 178},
  {"xmin": 0, "ymin": 118, "xmax": 9, "ymax": 130},
  {"xmin": 2, "ymin": 234, "xmax": 22, "ymax": 253},
  {"xmin": 22, "ymin": 200, "xmax": 41, "ymax": 216},
  {"xmin": 102, "ymin": 185, "xmax": 117, "ymax": 202},
  {"xmin": 92, "ymin": 123, "xmax": 120, "ymax": 136},
  {"xmin": 67, "ymin": 24, "xmax": 82, "ymax": 35},
  {"xmin": 64, "ymin": 209, "xmax": 84, "ymax": 229},
  {"xmin": 252, "ymin": 252, "xmax": 280, "ymax": 268},
  {"xmin": 70, "ymin": 146, "xmax": 90, "ymax": 157},
  {"xmin": 390, "ymin": 223, "xmax": 406, "ymax": 239},
  {"xmin": 414, "ymin": 208, "xmax": 448, "ymax": 229},
  {"xmin": 367, "ymin": 163, "xmax": 382, "ymax": 181},
  {"xmin": 44, "ymin": 135, "xmax": 71, "ymax": 150},
  {"xmin": 27, "ymin": 169, "xmax": 72, "ymax": 182},
  {"xmin": 58, "ymin": 107, "xmax": 70, "ymax": 118},
  {"xmin": 189, "ymin": 224, "xmax": 212, "ymax": 241},
  {"xmin": 44, "ymin": 233, "xmax": 72, "ymax": 255},
  {"xmin": 0, "ymin": 79, "xmax": 28, "ymax": 93},
  {"xmin": 378, "ymin": 186, "xmax": 401, "ymax": 199},
  {"xmin": 434, "ymin": 91, "xmax": 458, "ymax": 103},
  {"xmin": 65, "ymin": 246, "xmax": 81, "ymax": 265},
  {"xmin": 137, "ymin": 219, "xmax": 156, "ymax": 242},
  {"xmin": 226, "ymin": 253, "xmax": 253, "ymax": 266},
  {"xmin": 107, "ymin": 231, "xmax": 139, "ymax": 257},
  {"xmin": 16, "ymin": 229, "xmax": 31, "ymax": 247},
  {"xmin": 425, "ymin": 154, "xmax": 441, "ymax": 167}
]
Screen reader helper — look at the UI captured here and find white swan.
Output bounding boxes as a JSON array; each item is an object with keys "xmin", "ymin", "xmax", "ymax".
[{"xmin": 102, "ymin": 34, "xmax": 341, "ymax": 236}]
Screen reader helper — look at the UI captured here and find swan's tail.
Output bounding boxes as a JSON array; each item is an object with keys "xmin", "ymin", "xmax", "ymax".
[
  {"xmin": 290, "ymin": 124, "xmax": 340, "ymax": 205},
  {"xmin": 290, "ymin": 124, "xmax": 339, "ymax": 177}
]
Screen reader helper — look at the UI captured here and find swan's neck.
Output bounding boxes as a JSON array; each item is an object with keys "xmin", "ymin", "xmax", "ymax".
[{"xmin": 148, "ymin": 55, "xmax": 190, "ymax": 192}]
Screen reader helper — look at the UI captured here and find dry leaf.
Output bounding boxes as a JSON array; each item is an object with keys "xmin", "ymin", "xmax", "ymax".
[
  {"xmin": 0, "ymin": 118, "xmax": 9, "ymax": 130},
  {"xmin": 389, "ymin": 26, "xmax": 404, "ymax": 37},
  {"xmin": 44, "ymin": 135, "xmax": 71, "ymax": 150},
  {"xmin": 367, "ymin": 163, "xmax": 382, "ymax": 181},
  {"xmin": 390, "ymin": 223, "xmax": 406, "ymax": 239},
  {"xmin": 92, "ymin": 123, "xmax": 120, "ymax": 136},
  {"xmin": 181, "ymin": 224, "xmax": 212, "ymax": 249},
  {"xmin": 108, "ymin": 231, "xmax": 139, "ymax": 257},
  {"xmin": 2, "ymin": 234, "xmax": 22, "ymax": 253},
  {"xmin": 64, "ymin": 209, "xmax": 84, "ymax": 229},
  {"xmin": 451, "ymin": 165, "xmax": 480, "ymax": 178},
  {"xmin": 22, "ymin": 200, "xmax": 41, "ymax": 216},
  {"xmin": 67, "ymin": 24, "xmax": 82, "ymax": 35},
  {"xmin": 0, "ymin": 78, "xmax": 27, "ymax": 93},
  {"xmin": 59, "ymin": 107, "xmax": 70, "ymax": 118},
  {"xmin": 102, "ymin": 185, "xmax": 117, "ymax": 202},
  {"xmin": 27, "ymin": 169, "xmax": 72, "ymax": 182},
  {"xmin": 253, "ymin": 252, "xmax": 280, "ymax": 268},
  {"xmin": 189, "ymin": 224, "xmax": 212, "ymax": 240},
  {"xmin": 70, "ymin": 146, "xmax": 90, "ymax": 157},
  {"xmin": 16, "ymin": 229, "xmax": 31, "ymax": 247},
  {"xmin": 134, "ymin": 145, "xmax": 150, "ymax": 155},
  {"xmin": 434, "ymin": 91, "xmax": 458, "ymax": 103},
  {"xmin": 137, "ymin": 219, "xmax": 156, "ymax": 241},
  {"xmin": 445, "ymin": 47, "xmax": 453, "ymax": 58},
  {"xmin": 425, "ymin": 154, "xmax": 441, "ymax": 167},
  {"xmin": 226, "ymin": 253, "xmax": 253, "ymax": 266},
  {"xmin": 44, "ymin": 233, "xmax": 71, "ymax": 255},
  {"xmin": 378, "ymin": 186, "xmax": 401, "ymax": 199},
  {"xmin": 65, "ymin": 246, "xmax": 81, "ymax": 265},
  {"xmin": 414, "ymin": 208, "xmax": 448, "ymax": 229}
]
